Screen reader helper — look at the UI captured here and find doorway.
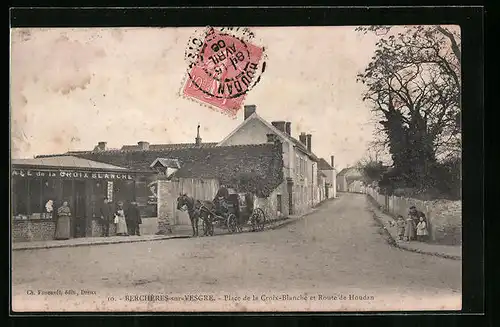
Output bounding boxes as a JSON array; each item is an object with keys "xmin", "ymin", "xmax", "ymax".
[
  {"xmin": 73, "ymin": 181, "xmax": 87, "ymax": 238},
  {"xmin": 287, "ymin": 180, "xmax": 293, "ymax": 215}
]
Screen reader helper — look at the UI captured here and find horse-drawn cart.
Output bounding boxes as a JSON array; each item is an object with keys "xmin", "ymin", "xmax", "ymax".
[{"xmin": 199, "ymin": 190, "xmax": 267, "ymax": 236}]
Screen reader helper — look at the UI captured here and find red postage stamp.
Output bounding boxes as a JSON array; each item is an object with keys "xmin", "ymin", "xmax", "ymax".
[{"xmin": 182, "ymin": 27, "xmax": 266, "ymax": 117}]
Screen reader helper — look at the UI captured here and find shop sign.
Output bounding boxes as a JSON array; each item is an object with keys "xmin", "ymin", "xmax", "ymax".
[
  {"xmin": 11, "ymin": 169, "xmax": 134, "ymax": 180},
  {"xmin": 107, "ymin": 181, "xmax": 114, "ymax": 202}
]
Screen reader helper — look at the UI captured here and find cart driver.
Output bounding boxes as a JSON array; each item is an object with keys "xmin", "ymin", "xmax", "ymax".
[{"xmin": 214, "ymin": 184, "xmax": 229, "ymax": 215}]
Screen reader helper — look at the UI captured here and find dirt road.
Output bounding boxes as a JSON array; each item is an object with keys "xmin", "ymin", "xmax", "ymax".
[{"xmin": 12, "ymin": 193, "xmax": 461, "ymax": 312}]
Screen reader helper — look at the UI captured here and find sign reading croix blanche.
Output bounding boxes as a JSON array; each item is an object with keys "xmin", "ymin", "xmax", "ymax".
[
  {"xmin": 181, "ymin": 26, "xmax": 267, "ymax": 118},
  {"xmin": 11, "ymin": 169, "xmax": 134, "ymax": 180}
]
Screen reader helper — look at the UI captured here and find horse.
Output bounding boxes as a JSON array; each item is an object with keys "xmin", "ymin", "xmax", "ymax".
[{"xmin": 176, "ymin": 194, "xmax": 216, "ymax": 237}]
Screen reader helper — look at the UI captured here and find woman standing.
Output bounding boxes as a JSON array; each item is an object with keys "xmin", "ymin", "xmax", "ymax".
[
  {"xmin": 114, "ymin": 201, "xmax": 128, "ymax": 236},
  {"xmin": 55, "ymin": 201, "xmax": 71, "ymax": 240}
]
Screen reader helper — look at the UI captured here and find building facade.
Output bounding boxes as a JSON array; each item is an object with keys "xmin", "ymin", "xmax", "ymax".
[
  {"xmin": 11, "ymin": 156, "xmax": 154, "ymax": 242},
  {"xmin": 217, "ymin": 104, "xmax": 333, "ymax": 216}
]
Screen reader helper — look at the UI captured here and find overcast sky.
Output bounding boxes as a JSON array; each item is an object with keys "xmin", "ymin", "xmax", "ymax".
[{"xmin": 10, "ymin": 26, "xmax": 383, "ymax": 169}]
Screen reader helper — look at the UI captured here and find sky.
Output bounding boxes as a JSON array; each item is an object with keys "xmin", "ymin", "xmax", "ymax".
[{"xmin": 10, "ymin": 26, "xmax": 383, "ymax": 170}]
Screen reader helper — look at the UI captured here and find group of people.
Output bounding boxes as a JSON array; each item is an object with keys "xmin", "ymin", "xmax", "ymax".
[
  {"xmin": 393, "ymin": 206, "xmax": 429, "ymax": 242},
  {"xmin": 99, "ymin": 197, "xmax": 142, "ymax": 237},
  {"xmin": 48, "ymin": 197, "xmax": 142, "ymax": 241}
]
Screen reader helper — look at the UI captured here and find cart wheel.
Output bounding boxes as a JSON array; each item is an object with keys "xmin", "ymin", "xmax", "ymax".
[
  {"xmin": 251, "ymin": 208, "xmax": 266, "ymax": 231},
  {"xmin": 226, "ymin": 214, "xmax": 238, "ymax": 233}
]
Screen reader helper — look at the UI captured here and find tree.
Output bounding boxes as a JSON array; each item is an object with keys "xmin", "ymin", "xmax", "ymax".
[
  {"xmin": 356, "ymin": 25, "xmax": 461, "ymax": 193},
  {"xmin": 356, "ymin": 158, "xmax": 387, "ymax": 185}
]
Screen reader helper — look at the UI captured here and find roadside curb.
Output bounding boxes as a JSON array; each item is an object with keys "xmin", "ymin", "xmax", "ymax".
[
  {"xmin": 267, "ymin": 208, "xmax": 318, "ymax": 230},
  {"xmin": 267, "ymin": 218, "xmax": 298, "ymax": 230},
  {"xmin": 369, "ymin": 208, "xmax": 461, "ymax": 261},
  {"xmin": 12, "ymin": 235, "xmax": 192, "ymax": 251}
]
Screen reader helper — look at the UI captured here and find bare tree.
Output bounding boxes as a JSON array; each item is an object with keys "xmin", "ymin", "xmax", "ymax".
[{"xmin": 356, "ymin": 25, "xmax": 461, "ymax": 192}]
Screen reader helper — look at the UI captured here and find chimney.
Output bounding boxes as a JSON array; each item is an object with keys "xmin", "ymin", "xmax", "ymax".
[
  {"xmin": 306, "ymin": 134, "xmax": 312, "ymax": 152},
  {"xmin": 271, "ymin": 121, "xmax": 286, "ymax": 133},
  {"xmin": 266, "ymin": 133, "xmax": 276, "ymax": 143},
  {"xmin": 97, "ymin": 141, "xmax": 107, "ymax": 151},
  {"xmin": 195, "ymin": 124, "xmax": 202, "ymax": 146},
  {"xmin": 138, "ymin": 141, "xmax": 150, "ymax": 151},
  {"xmin": 244, "ymin": 105, "xmax": 256, "ymax": 120},
  {"xmin": 299, "ymin": 132, "xmax": 307, "ymax": 145},
  {"xmin": 285, "ymin": 122, "xmax": 291, "ymax": 135},
  {"xmin": 331, "ymin": 155, "xmax": 335, "ymax": 168}
]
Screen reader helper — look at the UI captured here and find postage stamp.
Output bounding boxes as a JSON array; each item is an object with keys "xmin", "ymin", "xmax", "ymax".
[{"xmin": 181, "ymin": 26, "xmax": 266, "ymax": 117}]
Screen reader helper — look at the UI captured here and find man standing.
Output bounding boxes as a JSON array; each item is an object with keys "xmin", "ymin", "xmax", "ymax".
[
  {"xmin": 125, "ymin": 201, "xmax": 142, "ymax": 236},
  {"xmin": 99, "ymin": 197, "xmax": 113, "ymax": 237}
]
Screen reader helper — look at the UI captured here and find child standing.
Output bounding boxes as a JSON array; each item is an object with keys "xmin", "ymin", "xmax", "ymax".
[
  {"xmin": 396, "ymin": 215, "xmax": 406, "ymax": 241},
  {"xmin": 416, "ymin": 216, "xmax": 429, "ymax": 242}
]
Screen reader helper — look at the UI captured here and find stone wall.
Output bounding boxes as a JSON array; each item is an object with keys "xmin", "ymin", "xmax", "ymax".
[
  {"xmin": 364, "ymin": 187, "xmax": 462, "ymax": 245},
  {"xmin": 254, "ymin": 181, "xmax": 287, "ymax": 221},
  {"xmin": 91, "ymin": 219, "xmax": 117, "ymax": 237},
  {"xmin": 12, "ymin": 220, "xmax": 56, "ymax": 242}
]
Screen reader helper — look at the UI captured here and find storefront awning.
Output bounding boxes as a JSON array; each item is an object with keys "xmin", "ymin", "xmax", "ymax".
[{"xmin": 12, "ymin": 156, "xmax": 127, "ymax": 170}]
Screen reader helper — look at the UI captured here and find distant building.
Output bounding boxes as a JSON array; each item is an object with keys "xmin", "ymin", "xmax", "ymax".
[
  {"xmin": 336, "ymin": 167, "xmax": 364, "ymax": 192},
  {"xmin": 317, "ymin": 157, "xmax": 337, "ymax": 199}
]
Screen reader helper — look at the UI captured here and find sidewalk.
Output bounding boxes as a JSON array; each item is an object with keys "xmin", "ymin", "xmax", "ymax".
[
  {"xmin": 12, "ymin": 225, "xmax": 195, "ymax": 251},
  {"xmin": 369, "ymin": 202, "xmax": 462, "ymax": 260},
  {"xmin": 12, "ymin": 211, "xmax": 313, "ymax": 251}
]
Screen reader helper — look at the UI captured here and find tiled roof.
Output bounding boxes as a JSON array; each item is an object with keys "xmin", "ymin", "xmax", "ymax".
[
  {"xmin": 56, "ymin": 143, "xmax": 283, "ymax": 198},
  {"xmin": 337, "ymin": 167, "xmax": 363, "ymax": 177},
  {"xmin": 318, "ymin": 158, "xmax": 333, "ymax": 170},
  {"xmin": 121, "ymin": 142, "xmax": 218, "ymax": 151},
  {"xmin": 337, "ymin": 168, "xmax": 350, "ymax": 176},
  {"xmin": 32, "ymin": 143, "xmax": 220, "ymax": 158},
  {"xmin": 12, "ymin": 156, "xmax": 128, "ymax": 170}
]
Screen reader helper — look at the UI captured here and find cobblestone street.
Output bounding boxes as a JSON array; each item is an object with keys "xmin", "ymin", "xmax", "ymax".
[{"xmin": 12, "ymin": 193, "xmax": 461, "ymax": 312}]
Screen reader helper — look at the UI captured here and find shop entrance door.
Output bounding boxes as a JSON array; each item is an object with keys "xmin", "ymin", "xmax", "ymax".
[{"xmin": 74, "ymin": 181, "xmax": 87, "ymax": 238}]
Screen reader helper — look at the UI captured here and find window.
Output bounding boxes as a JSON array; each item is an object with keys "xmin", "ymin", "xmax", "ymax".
[
  {"xmin": 28, "ymin": 179, "xmax": 43, "ymax": 214},
  {"xmin": 12, "ymin": 178, "xmax": 28, "ymax": 216},
  {"xmin": 295, "ymin": 155, "xmax": 300, "ymax": 176},
  {"xmin": 277, "ymin": 194, "xmax": 282, "ymax": 214},
  {"xmin": 13, "ymin": 178, "xmax": 57, "ymax": 217}
]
